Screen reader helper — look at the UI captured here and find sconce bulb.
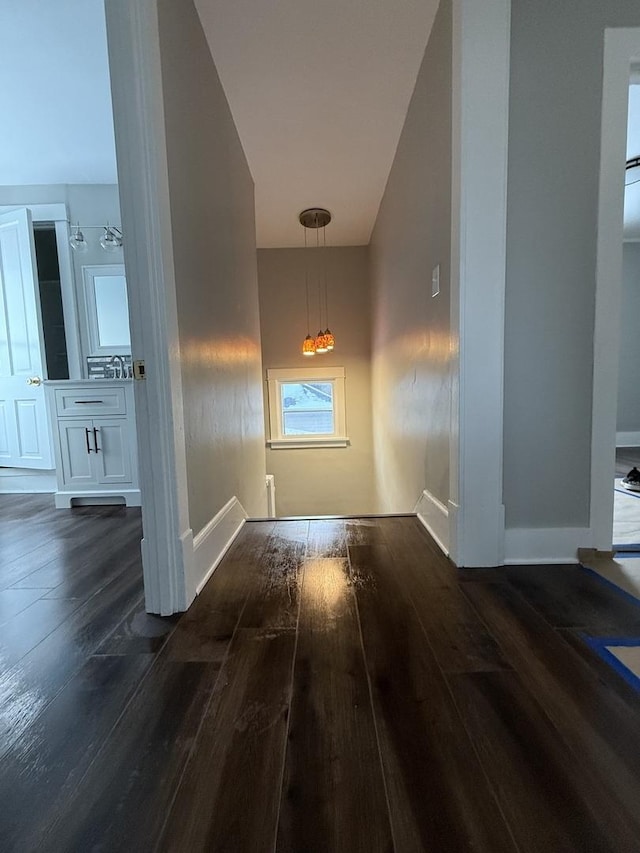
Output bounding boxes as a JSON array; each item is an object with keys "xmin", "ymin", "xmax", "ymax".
[
  {"xmin": 69, "ymin": 224, "xmax": 88, "ymax": 253},
  {"xmin": 100, "ymin": 225, "xmax": 123, "ymax": 252}
]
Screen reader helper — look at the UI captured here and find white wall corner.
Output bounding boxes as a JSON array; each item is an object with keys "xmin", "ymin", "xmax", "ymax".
[
  {"xmin": 415, "ymin": 489, "xmax": 449, "ymax": 555},
  {"xmin": 616, "ymin": 431, "xmax": 640, "ymax": 448},
  {"xmin": 449, "ymin": 0, "xmax": 510, "ymax": 569},
  {"xmin": 185, "ymin": 496, "xmax": 248, "ymax": 603},
  {"xmin": 504, "ymin": 527, "xmax": 593, "ymax": 565}
]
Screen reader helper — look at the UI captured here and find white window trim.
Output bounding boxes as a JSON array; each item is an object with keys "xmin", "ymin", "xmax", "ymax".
[{"xmin": 266, "ymin": 366, "xmax": 349, "ymax": 449}]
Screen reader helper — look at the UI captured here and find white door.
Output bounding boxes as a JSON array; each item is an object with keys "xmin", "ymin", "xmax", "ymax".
[{"xmin": 0, "ymin": 208, "xmax": 53, "ymax": 469}]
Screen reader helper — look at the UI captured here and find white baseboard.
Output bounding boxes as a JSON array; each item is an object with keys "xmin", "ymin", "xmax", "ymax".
[
  {"xmin": 414, "ymin": 488, "xmax": 449, "ymax": 555},
  {"xmin": 188, "ymin": 496, "xmax": 248, "ymax": 600},
  {"xmin": 0, "ymin": 468, "xmax": 56, "ymax": 493},
  {"xmin": 504, "ymin": 527, "xmax": 593, "ymax": 565},
  {"xmin": 54, "ymin": 489, "xmax": 141, "ymax": 508},
  {"xmin": 617, "ymin": 431, "xmax": 640, "ymax": 447}
]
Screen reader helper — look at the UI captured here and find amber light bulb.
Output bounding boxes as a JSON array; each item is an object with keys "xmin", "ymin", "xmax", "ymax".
[{"xmin": 302, "ymin": 334, "xmax": 316, "ymax": 356}]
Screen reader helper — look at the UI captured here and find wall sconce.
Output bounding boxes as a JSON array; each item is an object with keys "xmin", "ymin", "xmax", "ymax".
[{"xmin": 69, "ymin": 222, "xmax": 123, "ymax": 253}]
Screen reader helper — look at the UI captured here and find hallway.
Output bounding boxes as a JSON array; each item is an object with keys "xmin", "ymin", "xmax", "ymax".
[{"xmin": 2, "ymin": 501, "xmax": 640, "ymax": 850}]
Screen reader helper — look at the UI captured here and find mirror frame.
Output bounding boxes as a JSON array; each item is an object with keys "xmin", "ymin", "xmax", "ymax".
[{"xmin": 81, "ymin": 264, "xmax": 131, "ymax": 356}]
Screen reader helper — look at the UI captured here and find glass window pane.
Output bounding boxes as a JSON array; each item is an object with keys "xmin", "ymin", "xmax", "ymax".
[{"xmin": 281, "ymin": 382, "xmax": 335, "ymax": 435}]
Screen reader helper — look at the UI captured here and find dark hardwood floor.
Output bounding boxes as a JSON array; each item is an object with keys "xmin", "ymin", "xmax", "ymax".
[{"xmin": 3, "ymin": 497, "xmax": 640, "ymax": 851}]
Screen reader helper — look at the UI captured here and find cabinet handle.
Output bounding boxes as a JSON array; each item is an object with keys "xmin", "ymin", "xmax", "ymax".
[
  {"xmin": 85, "ymin": 427, "xmax": 94, "ymax": 453},
  {"xmin": 75, "ymin": 400, "xmax": 104, "ymax": 404},
  {"xmin": 93, "ymin": 427, "xmax": 100, "ymax": 453}
]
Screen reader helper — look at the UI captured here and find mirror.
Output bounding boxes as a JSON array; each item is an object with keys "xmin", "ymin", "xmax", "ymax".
[{"xmin": 82, "ymin": 264, "xmax": 131, "ymax": 355}]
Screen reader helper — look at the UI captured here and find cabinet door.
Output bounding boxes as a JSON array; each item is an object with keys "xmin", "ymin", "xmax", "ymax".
[
  {"xmin": 92, "ymin": 418, "xmax": 133, "ymax": 485},
  {"xmin": 58, "ymin": 420, "xmax": 97, "ymax": 486}
]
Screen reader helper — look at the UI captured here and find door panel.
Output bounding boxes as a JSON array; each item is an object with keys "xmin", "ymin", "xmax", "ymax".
[
  {"xmin": 15, "ymin": 399, "xmax": 42, "ymax": 457},
  {"xmin": 0, "ymin": 401, "xmax": 9, "ymax": 457},
  {"xmin": 0, "ymin": 208, "xmax": 53, "ymax": 468},
  {"xmin": 58, "ymin": 420, "xmax": 96, "ymax": 486},
  {"xmin": 93, "ymin": 419, "xmax": 132, "ymax": 484}
]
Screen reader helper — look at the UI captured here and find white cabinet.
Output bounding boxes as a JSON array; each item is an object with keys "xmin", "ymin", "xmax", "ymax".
[{"xmin": 46, "ymin": 381, "xmax": 140, "ymax": 508}]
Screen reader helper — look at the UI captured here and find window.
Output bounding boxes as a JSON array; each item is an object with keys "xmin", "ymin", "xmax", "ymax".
[{"xmin": 266, "ymin": 367, "xmax": 348, "ymax": 448}]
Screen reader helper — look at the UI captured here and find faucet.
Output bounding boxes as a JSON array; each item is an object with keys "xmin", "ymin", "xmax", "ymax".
[{"xmin": 109, "ymin": 354, "xmax": 125, "ymax": 379}]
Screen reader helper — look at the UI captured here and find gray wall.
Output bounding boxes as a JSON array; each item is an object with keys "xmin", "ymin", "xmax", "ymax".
[
  {"xmin": 504, "ymin": 0, "xmax": 640, "ymax": 528},
  {"xmin": 258, "ymin": 246, "xmax": 376, "ymax": 516},
  {"xmin": 157, "ymin": 0, "xmax": 267, "ymax": 534},
  {"xmin": 617, "ymin": 243, "xmax": 640, "ymax": 435},
  {"xmin": 369, "ymin": 0, "xmax": 452, "ymax": 512}
]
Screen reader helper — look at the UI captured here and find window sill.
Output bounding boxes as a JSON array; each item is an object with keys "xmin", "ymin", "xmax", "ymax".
[{"xmin": 267, "ymin": 437, "xmax": 350, "ymax": 450}]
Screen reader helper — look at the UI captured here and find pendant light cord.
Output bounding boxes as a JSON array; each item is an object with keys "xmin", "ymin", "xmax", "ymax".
[
  {"xmin": 323, "ymin": 223, "xmax": 329, "ymax": 329},
  {"xmin": 316, "ymin": 221, "xmax": 322, "ymax": 329},
  {"xmin": 305, "ymin": 226, "xmax": 311, "ymax": 334}
]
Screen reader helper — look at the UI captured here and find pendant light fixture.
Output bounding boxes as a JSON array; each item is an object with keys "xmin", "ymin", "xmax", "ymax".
[
  {"xmin": 301, "ymin": 219, "xmax": 316, "ymax": 356},
  {"xmin": 299, "ymin": 207, "xmax": 334, "ymax": 356}
]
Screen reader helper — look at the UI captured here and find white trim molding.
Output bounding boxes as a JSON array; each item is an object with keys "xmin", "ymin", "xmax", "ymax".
[
  {"xmin": 617, "ymin": 431, "xmax": 640, "ymax": 448},
  {"xmin": 266, "ymin": 366, "xmax": 347, "ymax": 449},
  {"xmin": 105, "ymin": 0, "xmax": 191, "ymax": 615},
  {"xmin": 504, "ymin": 527, "xmax": 592, "ymax": 565},
  {"xmin": 0, "ymin": 468, "xmax": 56, "ymax": 494},
  {"xmin": 188, "ymin": 497, "xmax": 248, "ymax": 599},
  {"xmin": 591, "ymin": 28, "xmax": 640, "ymax": 552},
  {"xmin": 415, "ymin": 489, "xmax": 449, "ymax": 555},
  {"xmin": 449, "ymin": 0, "xmax": 510, "ymax": 567}
]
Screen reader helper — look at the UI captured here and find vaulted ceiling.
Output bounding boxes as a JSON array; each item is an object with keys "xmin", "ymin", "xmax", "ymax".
[
  {"xmin": 0, "ymin": 1, "xmax": 638, "ymax": 245},
  {"xmin": 193, "ymin": 0, "xmax": 438, "ymax": 246}
]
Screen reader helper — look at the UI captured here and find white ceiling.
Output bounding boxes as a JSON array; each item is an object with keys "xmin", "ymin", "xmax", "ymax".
[
  {"xmin": 2, "ymin": 1, "xmax": 638, "ymax": 246},
  {"xmin": 194, "ymin": 0, "xmax": 439, "ymax": 246},
  {"xmin": 0, "ymin": 0, "xmax": 117, "ymax": 186}
]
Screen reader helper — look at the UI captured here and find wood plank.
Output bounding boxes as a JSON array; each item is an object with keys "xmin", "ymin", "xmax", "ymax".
[
  {"xmin": 158, "ymin": 628, "xmax": 296, "ymax": 852},
  {"xmin": 276, "ymin": 556, "xmax": 394, "ymax": 853},
  {"xmin": 95, "ymin": 594, "xmax": 181, "ymax": 655},
  {"xmin": 367, "ymin": 519, "xmax": 509, "ymax": 674},
  {"xmin": 344, "ymin": 517, "xmax": 388, "ymax": 547},
  {"xmin": 306, "ymin": 518, "xmax": 347, "ymax": 557},
  {"xmin": 0, "ymin": 597, "xmax": 81, "ymax": 666},
  {"xmin": 348, "ymin": 543, "xmax": 516, "ymax": 853},
  {"xmin": 0, "ymin": 654, "xmax": 152, "ymax": 853},
  {"xmin": 162, "ymin": 520, "xmax": 275, "ymax": 662},
  {"xmin": 505, "ymin": 563, "xmax": 640, "ymax": 633},
  {"xmin": 41, "ymin": 659, "xmax": 219, "ymax": 852},
  {"xmin": 239, "ymin": 520, "xmax": 308, "ymax": 630},
  {"xmin": 462, "ymin": 581, "xmax": 640, "ymax": 829},
  {"xmin": 451, "ymin": 669, "xmax": 640, "ymax": 852},
  {"xmin": 0, "ymin": 558, "xmax": 143, "ymax": 759},
  {"xmin": 0, "ymin": 587, "xmax": 45, "ymax": 626}
]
